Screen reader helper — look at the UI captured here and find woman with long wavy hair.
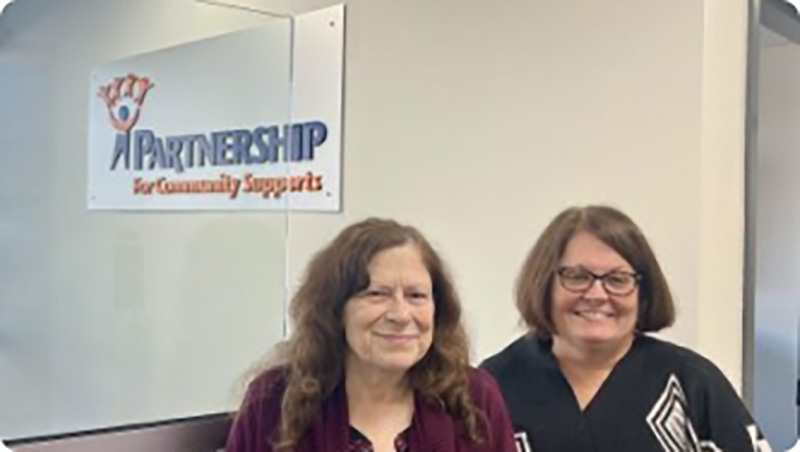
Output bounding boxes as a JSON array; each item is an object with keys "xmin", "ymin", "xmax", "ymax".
[{"xmin": 226, "ymin": 218, "xmax": 516, "ymax": 452}]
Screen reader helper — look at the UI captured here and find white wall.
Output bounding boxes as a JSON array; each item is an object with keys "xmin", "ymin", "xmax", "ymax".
[
  {"xmin": 267, "ymin": 0, "xmax": 748, "ymax": 384},
  {"xmin": 0, "ymin": 0, "xmax": 750, "ymax": 440},
  {"xmin": 281, "ymin": 0, "xmax": 704, "ymax": 355},
  {"xmin": 697, "ymin": 0, "xmax": 748, "ymax": 393},
  {"xmin": 752, "ymin": 33, "xmax": 800, "ymax": 449}
]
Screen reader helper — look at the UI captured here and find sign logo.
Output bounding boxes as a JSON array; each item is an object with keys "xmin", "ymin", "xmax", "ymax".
[
  {"xmin": 93, "ymin": 73, "xmax": 330, "ymax": 201},
  {"xmin": 97, "ymin": 73, "xmax": 154, "ymax": 133}
]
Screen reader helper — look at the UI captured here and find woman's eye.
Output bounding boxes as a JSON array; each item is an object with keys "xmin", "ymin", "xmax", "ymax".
[
  {"xmin": 606, "ymin": 275, "xmax": 627, "ymax": 285},
  {"xmin": 569, "ymin": 272, "xmax": 592, "ymax": 283},
  {"xmin": 407, "ymin": 292, "xmax": 430, "ymax": 303}
]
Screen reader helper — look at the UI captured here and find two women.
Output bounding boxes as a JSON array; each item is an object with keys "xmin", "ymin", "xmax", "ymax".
[{"xmin": 228, "ymin": 207, "xmax": 771, "ymax": 451}]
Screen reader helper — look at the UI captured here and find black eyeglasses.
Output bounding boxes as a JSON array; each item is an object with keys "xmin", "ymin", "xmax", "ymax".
[{"xmin": 556, "ymin": 266, "xmax": 641, "ymax": 296}]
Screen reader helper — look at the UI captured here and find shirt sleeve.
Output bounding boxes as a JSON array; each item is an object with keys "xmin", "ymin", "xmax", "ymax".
[{"xmin": 686, "ymin": 362, "xmax": 773, "ymax": 452}]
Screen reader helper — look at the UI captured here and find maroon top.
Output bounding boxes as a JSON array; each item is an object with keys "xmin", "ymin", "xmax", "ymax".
[{"xmin": 226, "ymin": 367, "xmax": 517, "ymax": 452}]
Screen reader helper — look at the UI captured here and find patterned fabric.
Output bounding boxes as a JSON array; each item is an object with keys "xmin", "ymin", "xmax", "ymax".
[
  {"xmin": 646, "ymin": 375, "xmax": 771, "ymax": 452},
  {"xmin": 348, "ymin": 426, "xmax": 410, "ymax": 452},
  {"xmin": 482, "ymin": 334, "xmax": 774, "ymax": 452}
]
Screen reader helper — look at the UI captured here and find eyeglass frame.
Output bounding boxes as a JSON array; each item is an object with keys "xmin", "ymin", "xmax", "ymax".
[{"xmin": 555, "ymin": 266, "xmax": 642, "ymax": 296}]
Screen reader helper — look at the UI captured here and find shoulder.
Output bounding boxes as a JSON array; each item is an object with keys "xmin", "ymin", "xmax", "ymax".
[
  {"xmin": 241, "ymin": 366, "xmax": 290, "ymax": 408},
  {"xmin": 479, "ymin": 334, "xmax": 554, "ymax": 401},
  {"xmin": 635, "ymin": 335, "xmax": 730, "ymax": 383},
  {"xmin": 226, "ymin": 367, "xmax": 289, "ymax": 451},
  {"xmin": 634, "ymin": 334, "xmax": 743, "ymax": 409},
  {"xmin": 462, "ymin": 367, "xmax": 507, "ymax": 413},
  {"xmin": 466, "ymin": 366, "xmax": 501, "ymax": 398},
  {"xmin": 480, "ymin": 334, "xmax": 546, "ymax": 377}
]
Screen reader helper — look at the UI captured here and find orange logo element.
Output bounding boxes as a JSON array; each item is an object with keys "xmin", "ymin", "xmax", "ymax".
[{"xmin": 97, "ymin": 73, "xmax": 154, "ymax": 133}]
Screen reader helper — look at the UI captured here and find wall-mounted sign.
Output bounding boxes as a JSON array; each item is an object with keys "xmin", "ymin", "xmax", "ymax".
[{"xmin": 88, "ymin": 5, "xmax": 344, "ymax": 211}]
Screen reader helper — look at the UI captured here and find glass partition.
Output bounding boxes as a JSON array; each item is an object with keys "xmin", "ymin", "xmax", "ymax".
[{"xmin": 0, "ymin": 0, "xmax": 293, "ymax": 440}]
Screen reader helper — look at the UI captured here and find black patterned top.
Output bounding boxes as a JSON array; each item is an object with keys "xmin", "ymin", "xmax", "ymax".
[{"xmin": 481, "ymin": 334, "xmax": 773, "ymax": 452}]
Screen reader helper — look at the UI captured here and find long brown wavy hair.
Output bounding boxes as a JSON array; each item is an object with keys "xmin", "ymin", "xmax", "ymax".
[{"xmin": 265, "ymin": 218, "xmax": 481, "ymax": 451}]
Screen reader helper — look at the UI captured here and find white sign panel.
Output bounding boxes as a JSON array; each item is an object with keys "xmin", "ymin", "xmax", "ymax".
[{"xmin": 87, "ymin": 5, "xmax": 344, "ymax": 211}]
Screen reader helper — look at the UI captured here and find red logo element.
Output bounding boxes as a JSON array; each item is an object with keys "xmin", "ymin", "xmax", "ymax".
[{"xmin": 97, "ymin": 73, "xmax": 154, "ymax": 133}]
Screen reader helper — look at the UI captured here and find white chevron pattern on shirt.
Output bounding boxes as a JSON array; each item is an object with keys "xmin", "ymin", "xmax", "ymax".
[
  {"xmin": 747, "ymin": 424, "xmax": 773, "ymax": 452},
  {"xmin": 646, "ymin": 374, "xmax": 721, "ymax": 452},
  {"xmin": 514, "ymin": 431, "xmax": 532, "ymax": 452}
]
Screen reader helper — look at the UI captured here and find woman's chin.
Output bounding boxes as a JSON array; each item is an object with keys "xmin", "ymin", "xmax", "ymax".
[
  {"xmin": 370, "ymin": 354, "xmax": 423, "ymax": 374},
  {"xmin": 569, "ymin": 328, "xmax": 626, "ymax": 347}
]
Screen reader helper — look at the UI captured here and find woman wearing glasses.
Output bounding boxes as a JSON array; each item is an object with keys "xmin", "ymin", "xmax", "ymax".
[{"xmin": 481, "ymin": 205, "xmax": 772, "ymax": 452}]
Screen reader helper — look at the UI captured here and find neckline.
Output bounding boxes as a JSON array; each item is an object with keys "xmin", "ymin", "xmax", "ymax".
[{"xmin": 538, "ymin": 334, "xmax": 642, "ymax": 414}]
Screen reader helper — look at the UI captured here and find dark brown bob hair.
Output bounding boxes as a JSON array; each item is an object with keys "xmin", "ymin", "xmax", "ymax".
[{"xmin": 516, "ymin": 205, "xmax": 675, "ymax": 338}]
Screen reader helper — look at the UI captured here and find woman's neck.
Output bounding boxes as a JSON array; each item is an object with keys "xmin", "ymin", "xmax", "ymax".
[
  {"xmin": 552, "ymin": 334, "xmax": 635, "ymax": 371},
  {"xmin": 344, "ymin": 357, "xmax": 412, "ymax": 407},
  {"xmin": 551, "ymin": 334, "xmax": 636, "ymax": 410},
  {"xmin": 345, "ymin": 356, "xmax": 415, "ymax": 446}
]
